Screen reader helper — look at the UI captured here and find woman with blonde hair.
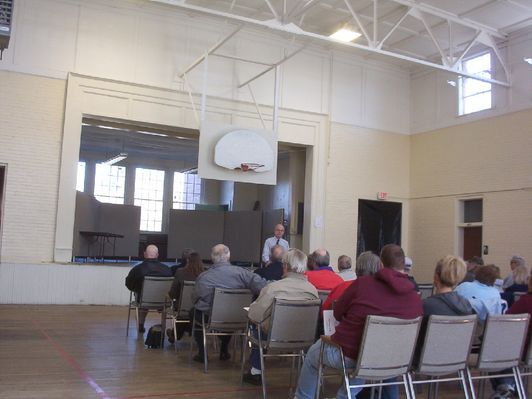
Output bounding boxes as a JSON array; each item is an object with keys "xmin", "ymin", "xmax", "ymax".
[
  {"xmin": 502, "ymin": 263, "xmax": 529, "ymax": 306},
  {"xmin": 423, "ymin": 255, "xmax": 474, "ymax": 316}
]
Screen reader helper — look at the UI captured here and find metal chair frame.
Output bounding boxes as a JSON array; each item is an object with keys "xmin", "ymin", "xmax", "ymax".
[
  {"xmin": 126, "ymin": 275, "xmax": 174, "ymax": 348},
  {"xmin": 169, "ymin": 280, "xmax": 195, "ymax": 351},
  {"xmin": 240, "ymin": 298, "xmax": 321, "ymax": 399},
  {"xmin": 407, "ymin": 314, "xmax": 478, "ymax": 399},
  {"xmin": 189, "ymin": 288, "xmax": 252, "ymax": 373},
  {"xmin": 315, "ymin": 316, "xmax": 422, "ymax": 399},
  {"xmin": 465, "ymin": 313, "xmax": 530, "ymax": 399}
]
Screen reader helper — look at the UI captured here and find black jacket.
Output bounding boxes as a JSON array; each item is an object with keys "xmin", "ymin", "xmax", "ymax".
[
  {"xmin": 255, "ymin": 261, "xmax": 284, "ymax": 281},
  {"xmin": 423, "ymin": 291, "xmax": 474, "ymax": 316},
  {"xmin": 125, "ymin": 259, "xmax": 173, "ymax": 294}
]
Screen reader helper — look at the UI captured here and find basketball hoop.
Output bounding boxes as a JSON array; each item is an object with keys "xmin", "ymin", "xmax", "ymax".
[{"xmin": 236, "ymin": 163, "xmax": 264, "ymax": 172}]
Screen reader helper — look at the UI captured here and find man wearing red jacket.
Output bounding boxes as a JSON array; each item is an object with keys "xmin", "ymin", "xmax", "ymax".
[{"xmin": 294, "ymin": 244, "xmax": 422, "ymax": 399}]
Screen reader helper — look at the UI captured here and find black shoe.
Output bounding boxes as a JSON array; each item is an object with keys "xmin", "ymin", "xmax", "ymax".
[
  {"xmin": 193, "ymin": 354, "xmax": 205, "ymax": 363},
  {"xmin": 166, "ymin": 328, "xmax": 175, "ymax": 344},
  {"xmin": 219, "ymin": 351, "xmax": 231, "ymax": 361},
  {"xmin": 242, "ymin": 372, "xmax": 262, "ymax": 386},
  {"xmin": 138, "ymin": 324, "xmax": 145, "ymax": 333}
]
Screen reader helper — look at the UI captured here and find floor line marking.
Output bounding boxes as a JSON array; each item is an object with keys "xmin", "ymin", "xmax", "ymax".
[{"xmin": 31, "ymin": 319, "xmax": 111, "ymax": 399}]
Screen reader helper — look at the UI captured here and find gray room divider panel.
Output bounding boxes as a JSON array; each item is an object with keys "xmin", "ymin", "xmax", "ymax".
[
  {"xmin": 167, "ymin": 209, "xmax": 225, "ymax": 260},
  {"xmin": 224, "ymin": 210, "xmax": 262, "ymax": 263},
  {"xmin": 99, "ymin": 203, "xmax": 141, "ymax": 257}
]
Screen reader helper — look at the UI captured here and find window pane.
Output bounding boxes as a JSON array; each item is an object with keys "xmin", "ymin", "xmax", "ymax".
[
  {"xmin": 464, "ymin": 199, "xmax": 483, "ymax": 223},
  {"xmin": 94, "ymin": 163, "xmax": 126, "ymax": 204},
  {"xmin": 463, "ymin": 92, "xmax": 492, "ymax": 115},
  {"xmin": 134, "ymin": 168, "xmax": 165, "ymax": 232},
  {"xmin": 76, "ymin": 161, "xmax": 86, "ymax": 192},
  {"xmin": 463, "ymin": 78, "xmax": 491, "ymax": 97},
  {"xmin": 460, "ymin": 53, "xmax": 492, "ymax": 116},
  {"xmin": 173, "ymin": 172, "xmax": 201, "ymax": 210}
]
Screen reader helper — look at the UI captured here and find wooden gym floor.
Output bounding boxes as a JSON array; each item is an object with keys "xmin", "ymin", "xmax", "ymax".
[{"xmin": 0, "ymin": 305, "xmax": 521, "ymax": 399}]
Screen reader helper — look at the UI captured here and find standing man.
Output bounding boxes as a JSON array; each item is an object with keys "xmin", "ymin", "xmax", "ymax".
[
  {"xmin": 125, "ymin": 244, "xmax": 173, "ymax": 333},
  {"xmin": 261, "ymin": 224, "xmax": 289, "ymax": 264}
]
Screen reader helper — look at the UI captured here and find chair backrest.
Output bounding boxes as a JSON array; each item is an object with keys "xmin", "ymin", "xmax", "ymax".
[
  {"xmin": 355, "ymin": 316, "xmax": 421, "ymax": 380},
  {"xmin": 208, "ymin": 288, "xmax": 253, "ymax": 331},
  {"xmin": 417, "ymin": 314, "xmax": 477, "ymax": 376},
  {"xmin": 140, "ymin": 276, "xmax": 174, "ymax": 307},
  {"xmin": 523, "ymin": 332, "xmax": 532, "ymax": 367},
  {"xmin": 267, "ymin": 298, "xmax": 321, "ymax": 350},
  {"xmin": 513, "ymin": 291, "xmax": 526, "ymax": 303},
  {"xmin": 317, "ymin": 290, "xmax": 330, "ymax": 304},
  {"xmin": 418, "ymin": 284, "xmax": 434, "ymax": 300},
  {"xmin": 176, "ymin": 280, "xmax": 195, "ymax": 317},
  {"xmin": 476, "ymin": 313, "xmax": 529, "ymax": 371}
]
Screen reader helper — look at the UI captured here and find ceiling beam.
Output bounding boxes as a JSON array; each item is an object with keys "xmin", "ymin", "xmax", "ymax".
[{"xmin": 149, "ymin": 0, "xmax": 510, "ymax": 87}]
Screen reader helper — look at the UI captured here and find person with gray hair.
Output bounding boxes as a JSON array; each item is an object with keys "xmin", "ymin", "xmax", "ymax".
[
  {"xmin": 502, "ymin": 255, "xmax": 527, "ymax": 290},
  {"xmin": 192, "ymin": 244, "xmax": 267, "ymax": 363},
  {"xmin": 337, "ymin": 255, "xmax": 356, "ymax": 281},
  {"xmin": 306, "ymin": 248, "xmax": 343, "ymax": 290},
  {"xmin": 243, "ymin": 248, "xmax": 319, "ymax": 385}
]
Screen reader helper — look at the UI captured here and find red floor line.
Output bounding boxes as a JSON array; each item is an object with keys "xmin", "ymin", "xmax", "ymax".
[
  {"xmin": 116, "ymin": 385, "xmax": 289, "ymax": 399},
  {"xmin": 31, "ymin": 320, "xmax": 111, "ymax": 399}
]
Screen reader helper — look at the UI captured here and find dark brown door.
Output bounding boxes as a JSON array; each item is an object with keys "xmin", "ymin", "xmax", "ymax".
[{"xmin": 463, "ymin": 226, "xmax": 482, "ymax": 260}]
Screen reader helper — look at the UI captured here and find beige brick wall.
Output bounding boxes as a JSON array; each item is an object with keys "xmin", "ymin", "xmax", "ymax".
[
  {"xmin": 0, "ymin": 71, "xmax": 66, "ymax": 263},
  {"xmin": 324, "ymin": 122, "xmax": 411, "ymax": 266},
  {"xmin": 410, "ymin": 109, "xmax": 532, "ymax": 282}
]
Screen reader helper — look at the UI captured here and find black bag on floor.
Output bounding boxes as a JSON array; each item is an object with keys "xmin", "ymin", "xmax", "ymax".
[{"xmin": 145, "ymin": 324, "xmax": 162, "ymax": 348}]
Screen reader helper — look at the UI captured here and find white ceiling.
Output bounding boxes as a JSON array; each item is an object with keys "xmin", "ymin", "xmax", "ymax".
[{"xmin": 151, "ymin": 0, "xmax": 532, "ymax": 83}]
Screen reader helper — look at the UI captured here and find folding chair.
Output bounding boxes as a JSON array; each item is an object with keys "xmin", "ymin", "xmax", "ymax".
[
  {"xmin": 516, "ymin": 331, "xmax": 532, "ymax": 396},
  {"xmin": 407, "ymin": 314, "xmax": 477, "ymax": 399},
  {"xmin": 316, "ymin": 316, "xmax": 422, "ymax": 399},
  {"xmin": 170, "ymin": 280, "xmax": 195, "ymax": 351},
  {"xmin": 240, "ymin": 298, "xmax": 321, "ymax": 399},
  {"xmin": 126, "ymin": 276, "xmax": 174, "ymax": 347},
  {"xmin": 190, "ymin": 288, "xmax": 253, "ymax": 372},
  {"xmin": 466, "ymin": 313, "xmax": 529, "ymax": 399},
  {"xmin": 317, "ymin": 290, "xmax": 331, "ymax": 304},
  {"xmin": 418, "ymin": 284, "xmax": 434, "ymax": 300}
]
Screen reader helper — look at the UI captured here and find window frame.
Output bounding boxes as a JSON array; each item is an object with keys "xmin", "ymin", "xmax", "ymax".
[
  {"xmin": 93, "ymin": 163, "xmax": 126, "ymax": 204},
  {"xmin": 133, "ymin": 167, "xmax": 166, "ymax": 232},
  {"xmin": 458, "ymin": 52, "xmax": 493, "ymax": 116}
]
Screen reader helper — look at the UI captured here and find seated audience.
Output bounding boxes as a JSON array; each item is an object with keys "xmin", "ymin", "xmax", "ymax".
[
  {"xmin": 455, "ymin": 264, "xmax": 503, "ymax": 320},
  {"xmin": 254, "ymin": 244, "xmax": 285, "ymax": 281},
  {"xmin": 337, "ymin": 255, "xmax": 356, "ymax": 281},
  {"xmin": 242, "ymin": 248, "xmax": 319, "ymax": 385},
  {"xmin": 462, "ymin": 256, "xmax": 484, "ymax": 283},
  {"xmin": 167, "ymin": 252, "xmax": 204, "ymax": 343},
  {"xmin": 490, "ymin": 274, "xmax": 532, "ymax": 398},
  {"xmin": 191, "ymin": 244, "xmax": 266, "ymax": 363},
  {"xmin": 170, "ymin": 248, "xmax": 194, "ymax": 275},
  {"xmin": 502, "ymin": 255, "xmax": 526, "ymax": 289},
  {"xmin": 502, "ymin": 263, "xmax": 529, "ymax": 307},
  {"xmin": 125, "ymin": 244, "xmax": 173, "ymax": 333},
  {"xmin": 294, "ymin": 244, "xmax": 422, "ymax": 399},
  {"xmin": 404, "ymin": 256, "xmax": 420, "ymax": 292},
  {"xmin": 322, "ymin": 251, "xmax": 381, "ymax": 312},
  {"xmin": 305, "ymin": 248, "xmax": 343, "ymax": 290}
]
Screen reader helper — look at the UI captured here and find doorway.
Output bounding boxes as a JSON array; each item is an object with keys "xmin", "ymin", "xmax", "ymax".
[
  {"xmin": 463, "ymin": 226, "xmax": 482, "ymax": 260},
  {"xmin": 357, "ymin": 199, "xmax": 402, "ymax": 256}
]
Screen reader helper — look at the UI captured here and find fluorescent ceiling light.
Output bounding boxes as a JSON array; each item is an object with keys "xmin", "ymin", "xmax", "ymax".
[
  {"xmin": 329, "ymin": 28, "xmax": 361, "ymax": 42},
  {"xmin": 524, "ymin": 57, "xmax": 532, "ymax": 65},
  {"xmin": 101, "ymin": 152, "xmax": 128, "ymax": 166}
]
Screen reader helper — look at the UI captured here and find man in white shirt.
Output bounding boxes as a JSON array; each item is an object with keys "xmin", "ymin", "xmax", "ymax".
[
  {"xmin": 337, "ymin": 255, "xmax": 356, "ymax": 281},
  {"xmin": 261, "ymin": 224, "xmax": 289, "ymax": 264}
]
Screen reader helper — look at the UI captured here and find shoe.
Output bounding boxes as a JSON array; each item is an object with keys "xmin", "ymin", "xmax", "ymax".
[
  {"xmin": 138, "ymin": 324, "xmax": 145, "ymax": 333},
  {"xmin": 219, "ymin": 351, "xmax": 231, "ymax": 361},
  {"xmin": 242, "ymin": 372, "xmax": 262, "ymax": 386},
  {"xmin": 193, "ymin": 354, "xmax": 205, "ymax": 363},
  {"xmin": 166, "ymin": 328, "xmax": 175, "ymax": 344},
  {"xmin": 491, "ymin": 384, "xmax": 516, "ymax": 398}
]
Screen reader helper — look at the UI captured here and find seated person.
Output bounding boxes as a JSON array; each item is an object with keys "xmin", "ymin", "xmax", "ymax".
[
  {"xmin": 191, "ymin": 244, "xmax": 266, "ymax": 363},
  {"xmin": 294, "ymin": 244, "xmax": 422, "ymax": 399},
  {"xmin": 261, "ymin": 224, "xmax": 289, "ymax": 264},
  {"xmin": 404, "ymin": 256, "xmax": 420, "ymax": 292},
  {"xmin": 322, "ymin": 251, "xmax": 381, "ymax": 312},
  {"xmin": 125, "ymin": 244, "xmax": 173, "ymax": 333},
  {"xmin": 455, "ymin": 264, "xmax": 503, "ymax": 320},
  {"xmin": 502, "ymin": 255, "xmax": 526, "ymax": 289},
  {"xmin": 502, "ymin": 263, "xmax": 529, "ymax": 307},
  {"xmin": 254, "ymin": 244, "xmax": 285, "ymax": 281},
  {"xmin": 170, "ymin": 248, "xmax": 194, "ymax": 275},
  {"xmin": 242, "ymin": 248, "xmax": 319, "ymax": 385},
  {"xmin": 305, "ymin": 248, "xmax": 343, "ymax": 291},
  {"xmin": 167, "ymin": 252, "xmax": 204, "ymax": 343},
  {"xmin": 337, "ymin": 255, "xmax": 356, "ymax": 281},
  {"xmin": 462, "ymin": 256, "xmax": 484, "ymax": 283},
  {"xmin": 491, "ymin": 275, "xmax": 532, "ymax": 398}
]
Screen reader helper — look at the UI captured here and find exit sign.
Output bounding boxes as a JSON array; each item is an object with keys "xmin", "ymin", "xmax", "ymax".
[{"xmin": 377, "ymin": 192, "xmax": 388, "ymax": 200}]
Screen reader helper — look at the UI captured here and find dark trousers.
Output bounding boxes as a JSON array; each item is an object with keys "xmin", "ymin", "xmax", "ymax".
[{"xmin": 193, "ymin": 309, "xmax": 231, "ymax": 356}]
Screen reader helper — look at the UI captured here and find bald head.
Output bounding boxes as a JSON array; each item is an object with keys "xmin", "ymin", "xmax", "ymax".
[
  {"xmin": 144, "ymin": 245, "xmax": 159, "ymax": 260},
  {"xmin": 211, "ymin": 244, "xmax": 230, "ymax": 264},
  {"xmin": 313, "ymin": 248, "xmax": 330, "ymax": 268},
  {"xmin": 274, "ymin": 224, "xmax": 285, "ymax": 239}
]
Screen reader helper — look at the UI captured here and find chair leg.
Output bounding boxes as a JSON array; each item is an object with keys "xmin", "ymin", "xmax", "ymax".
[
  {"xmin": 406, "ymin": 373, "xmax": 416, "ymax": 399},
  {"xmin": 126, "ymin": 306, "xmax": 131, "ymax": 337},
  {"xmin": 189, "ymin": 312, "xmax": 196, "ymax": 363},
  {"xmin": 259, "ymin": 344, "xmax": 267, "ymax": 399},
  {"xmin": 160, "ymin": 307, "xmax": 166, "ymax": 349},
  {"xmin": 459, "ymin": 370, "xmax": 471, "ymax": 399},
  {"xmin": 513, "ymin": 367, "xmax": 525, "ymax": 399},
  {"xmin": 339, "ymin": 349, "xmax": 352, "ymax": 399},
  {"xmin": 402, "ymin": 374, "xmax": 412, "ymax": 399},
  {"xmin": 240, "ymin": 329, "xmax": 249, "ymax": 385},
  {"xmin": 202, "ymin": 313, "xmax": 208, "ymax": 373},
  {"xmin": 315, "ymin": 341, "xmax": 325, "ymax": 399},
  {"xmin": 465, "ymin": 367, "xmax": 477, "ymax": 399},
  {"xmin": 173, "ymin": 318, "xmax": 178, "ymax": 353},
  {"xmin": 135, "ymin": 307, "xmax": 139, "ymax": 336}
]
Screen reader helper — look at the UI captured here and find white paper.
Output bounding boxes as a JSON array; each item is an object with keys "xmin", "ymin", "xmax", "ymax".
[{"xmin": 323, "ymin": 310, "xmax": 339, "ymax": 336}]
